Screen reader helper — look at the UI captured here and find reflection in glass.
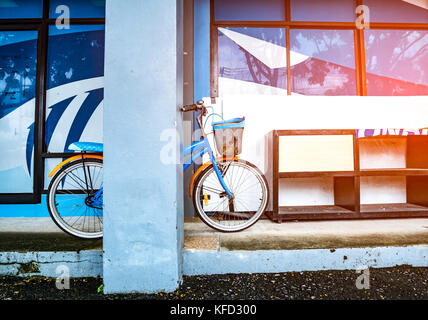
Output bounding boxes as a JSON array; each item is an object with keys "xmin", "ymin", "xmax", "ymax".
[
  {"xmin": 0, "ymin": 0, "xmax": 43, "ymax": 19},
  {"xmin": 218, "ymin": 27, "xmax": 287, "ymax": 95},
  {"xmin": 47, "ymin": 25, "xmax": 105, "ymax": 89},
  {"xmin": 365, "ymin": 30, "xmax": 428, "ymax": 96},
  {"xmin": 364, "ymin": 0, "xmax": 428, "ymax": 23},
  {"xmin": 46, "ymin": 25, "xmax": 105, "ymax": 153},
  {"xmin": 290, "ymin": 0, "xmax": 356, "ymax": 22},
  {"xmin": 290, "ymin": 29, "xmax": 357, "ymax": 95},
  {"xmin": 50, "ymin": 0, "xmax": 105, "ymax": 18},
  {"xmin": 0, "ymin": 31, "xmax": 38, "ymax": 193},
  {"xmin": 214, "ymin": 0, "xmax": 285, "ymax": 21}
]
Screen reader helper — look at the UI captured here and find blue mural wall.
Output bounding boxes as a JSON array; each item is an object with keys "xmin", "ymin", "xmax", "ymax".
[
  {"xmin": 0, "ymin": 25, "xmax": 105, "ymax": 216},
  {"xmin": 0, "ymin": 31, "xmax": 38, "ymax": 194}
]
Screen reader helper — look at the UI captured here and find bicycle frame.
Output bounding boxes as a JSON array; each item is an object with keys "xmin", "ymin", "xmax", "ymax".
[
  {"xmin": 91, "ymin": 187, "xmax": 103, "ymax": 206},
  {"xmin": 48, "ymin": 153, "xmax": 104, "ymax": 207},
  {"xmin": 80, "ymin": 155, "xmax": 103, "ymax": 206},
  {"xmin": 50, "ymin": 103, "xmax": 233, "ymax": 204},
  {"xmin": 183, "ymin": 137, "xmax": 234, "ymax": 199}
]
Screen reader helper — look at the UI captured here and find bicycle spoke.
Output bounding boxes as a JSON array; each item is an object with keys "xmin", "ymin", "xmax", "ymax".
[
  {"xmin": 48, "ymin": 159, "xmax": 103, "ymax": 239},
  {"xmin": 194, "ymin": 161, "xmax": 268, "ymax": 232}
]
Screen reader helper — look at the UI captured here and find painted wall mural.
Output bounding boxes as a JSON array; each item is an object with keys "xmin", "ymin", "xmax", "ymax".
[{"xmin": 0, "ymin": 25, "xmax": 105, "ymax": 193}]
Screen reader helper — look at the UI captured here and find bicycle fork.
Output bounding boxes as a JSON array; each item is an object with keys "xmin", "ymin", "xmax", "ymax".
[
  {"xmin": 208, "ymin": 153, "xmax": 235, "ymax": 211},
  {"xmin": 80, "ymin": 153, "xmax": 103, "ymax": 208}
]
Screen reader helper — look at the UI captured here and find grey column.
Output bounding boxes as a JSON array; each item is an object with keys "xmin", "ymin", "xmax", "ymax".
[{"xmin": 103, "ymin": 0, "xmax": 184, "ymax": 293}]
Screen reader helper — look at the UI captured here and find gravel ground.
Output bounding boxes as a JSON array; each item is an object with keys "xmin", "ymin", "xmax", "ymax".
[{"xmin": 0, "ymin": 266, "xmax": 427, "ymax": 300}]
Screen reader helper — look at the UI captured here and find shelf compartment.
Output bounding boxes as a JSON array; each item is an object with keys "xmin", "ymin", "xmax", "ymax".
[
  {"xmin": 360, "ymin": 203, "xmax": 428, "ymax": 214},
  {"xmin": 278, "ymin": 134, "xmax": 355, "ymax": 173},
  {"xmin": 407, "ymin": 176, "xmax": 428, "ymax": 207},
  {"xmin": 279, "ymin": 205, "xmax": 355, "ymax": 215},
  {"xmin": 274, "ymin": 205, "xmax": 358, "ymax": 221}
]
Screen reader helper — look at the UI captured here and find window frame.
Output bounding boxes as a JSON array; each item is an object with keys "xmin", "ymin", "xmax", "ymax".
[
  {"xmin": 0, "ymin": 0, "xmax": 105, "ymax": 204},
  {"xmin": 210, "ymin": 0, "xmax": 428, "ymax": 98}
]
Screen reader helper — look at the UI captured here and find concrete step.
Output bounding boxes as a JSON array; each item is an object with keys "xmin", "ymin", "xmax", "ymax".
[
  {"xmin": 184, "ymin": 218, "xmax": 428, "ymax": 251},
  {"xmin": 0, "ymin": 218, "xmax": 102, "ymax": 252}
]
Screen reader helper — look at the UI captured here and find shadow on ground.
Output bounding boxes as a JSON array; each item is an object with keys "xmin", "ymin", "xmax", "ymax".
[{"xmin": 0, "ymin": 233, "xmax": 102, "ymax": 252}]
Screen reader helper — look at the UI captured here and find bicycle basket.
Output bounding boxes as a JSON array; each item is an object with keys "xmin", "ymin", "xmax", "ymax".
[{"xmin": 212, "ymin": 117, "xmax": 245, "ymax": 157}]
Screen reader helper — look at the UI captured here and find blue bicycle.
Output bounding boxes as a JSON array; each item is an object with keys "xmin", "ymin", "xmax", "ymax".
[
  {"xmin": 47, "ymin": 100, "xmax": 269, "ymax": 238},
  {"xmin": 182, "ymin": 101, "xmax": 269, "ymax": 232}
]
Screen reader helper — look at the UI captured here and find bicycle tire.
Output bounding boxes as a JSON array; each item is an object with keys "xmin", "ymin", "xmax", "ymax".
[
  {"xmin": 192, "ymin": 159, "xmax": 269, "ymax": 232},
  {"xmin": 47, "ymin": 158, "xmax": 103, "ymax": 239}
]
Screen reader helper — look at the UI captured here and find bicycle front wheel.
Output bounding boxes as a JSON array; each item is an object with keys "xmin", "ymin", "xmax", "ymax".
[
  {"xmin": 47, "ymin": 158, "xmax": 103, "ymax": 239},
  {"xmin": 193, "ymin": 159, "xmax": 269, "ymax": 232}
]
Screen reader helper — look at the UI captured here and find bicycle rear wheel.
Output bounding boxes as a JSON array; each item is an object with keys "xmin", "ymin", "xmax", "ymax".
[
  {"xmin": 193, "ymin": 159, "xmax": 269, "ymax": 232},
  {"xmin": 47, "ymin": 158, "xmax": 103, "ymax": 239}
]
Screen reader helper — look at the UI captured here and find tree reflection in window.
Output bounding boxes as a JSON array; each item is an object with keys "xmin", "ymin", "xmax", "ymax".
[
  {"xmin": 218, "ymin": 27, "xmax": 287, "ymax": 95},
  {"xmin": 0, "ymin": 32, "xmax": 38, "ymax": 118},
  {"xmin": 365, "ymin": 30, "xmax": 428, "ymax": 96},
  {"xmin": 290, "ymin": 29, "xmax": 356, "ymax": 96}
]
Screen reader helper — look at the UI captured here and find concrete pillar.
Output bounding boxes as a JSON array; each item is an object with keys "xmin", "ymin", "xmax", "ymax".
[{"xmin": 103, "ymin": 0, "xmax": 184, "ymax": 293}]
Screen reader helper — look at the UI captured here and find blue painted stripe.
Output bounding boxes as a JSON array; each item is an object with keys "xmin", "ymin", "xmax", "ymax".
[
  {"xmin": 64, "ymin": 88, "xmax": 104, "ymax": 153},
  {"xmin": 0, "ymin": 195, "xmax": 50, "ymax": 218}
]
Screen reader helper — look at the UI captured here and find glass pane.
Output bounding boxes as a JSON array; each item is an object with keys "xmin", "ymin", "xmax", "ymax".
[
  {"xmin": 46, "ymin": 25, "xmax": 104, "ymax": 153},
  {"xmin": 218, "ymin": 27, "xmax": 287, "ymax": 95},
  {"xmin": 0, "ymin": 30, "xmax": 38, "ymax": 193},
  {"xmin": 363, "ymin": 0, "xmax": 428, "ymax": 23},
  {"xmin": 290, "ymin": 0, "xmax": 356, "ymax": 22},
  {"xmin": 214, "ymin": 0, "xmax": 285, "ymax": 21},
  {"xmin": 50, "ymin": 0, "xmax": 105, "ymax": 18},
  {"xmin": 290, "ymin": 29, "xmax": 357, "ymax": 95},
  {"xmin": 365, "ymin": 29, "xmax": 428, "ymax": 96},
  {"xmin": 0, "ymin": 0, "xmax": 43, "ymax": 18}
]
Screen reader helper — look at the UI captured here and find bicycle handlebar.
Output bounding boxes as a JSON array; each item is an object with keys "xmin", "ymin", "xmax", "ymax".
[
  {"xmin": 181, "ymin": 104, "xmax": 199, "ymax": 112},
  {"xmin": 181, "ymin": 101, "xmax": 208, "ymax": 137},
  {"xmin": 181, "ymin": 100, "xmax": 205, "ymax": 113}
]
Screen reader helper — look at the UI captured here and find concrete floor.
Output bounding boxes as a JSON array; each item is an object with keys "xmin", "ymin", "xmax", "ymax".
[
  {"xmin": 0, "ymin": 218, "xmax": 102, "ymax": 252},
  {"xmin": 2, "ymin": 217, "xmax": 428, "ymax": 252},
  {"xmin": 184, "ymin": 218, "xmax": 428, "ymax": 251}
]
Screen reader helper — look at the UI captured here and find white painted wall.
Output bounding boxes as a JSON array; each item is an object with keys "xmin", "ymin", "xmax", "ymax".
[{"xmin": 205, "ymin": 95, "xmax": 428, "ymax": 206}]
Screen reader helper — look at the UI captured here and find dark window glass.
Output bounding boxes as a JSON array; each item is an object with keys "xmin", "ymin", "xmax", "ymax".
[
  {"xmin": 50, "ymin": 0, "xmax": 105, "ymax": 18},
  {"xmin": 363, "ymin": 0, "xmax": 428, "ymax": 23},
  {"xmin": 0, "ymin": 31, "xmax": 38, "ymax": 193},
  {"xmin": 365, "ymin": 29, "xmax": 428, "ymax": 96},
  {"xmin": 46, "ymin": 25, "xmax": 104, "ymax": 153},
  {"xmin": 290, "ymin": 0, "xmax": 356, "ymax": 22},
  {"xmin": 290, "ymin": 29, "xmax": 357, "ymax": 95},
  {"xmin": 0, "ymin": 0, "xmax": 43, "ymax": 18},
  {"xmin": 214, "ymin": 0, "xmax": 285, "ymax": 21},
  {"xmin": 218, "ymin": 27, "xmax": 287, "ymax": 95}
]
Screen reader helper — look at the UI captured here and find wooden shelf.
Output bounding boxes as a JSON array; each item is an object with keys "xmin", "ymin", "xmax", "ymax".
[
  {"xmin": 279, "ymin": 205, "xmax": 355, "ymax": 215},
  {"xmin": 280, "ymin": 169, "xmax": 428, "ymax": 178},
  {"xmin": 268, "ymin": 205, "xmax": 357, "ymax": 221},
  {"xmin": 360, "ymin": 203, "xmax": 428, "ymax": 214},
  {"xmin": 279, "ymin": 171, "xmax": 355, "ymax": 178},
  {"xmin": 360, "ymin": 168, "xmax": 428, "ymax": 176},
  {"xmin": 265, "ymin": 129, "xmax": 428, "ymax": 222}
]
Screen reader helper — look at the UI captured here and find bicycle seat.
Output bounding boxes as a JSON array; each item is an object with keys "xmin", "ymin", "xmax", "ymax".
[{"xmin": 68, "ymin": 142, "xmax": 103, "ymax": 153}]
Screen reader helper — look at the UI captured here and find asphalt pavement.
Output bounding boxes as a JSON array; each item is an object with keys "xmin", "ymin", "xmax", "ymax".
[{"xmin": 1, "ymin": 265, "xmax": 427, "ymax": 300}]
